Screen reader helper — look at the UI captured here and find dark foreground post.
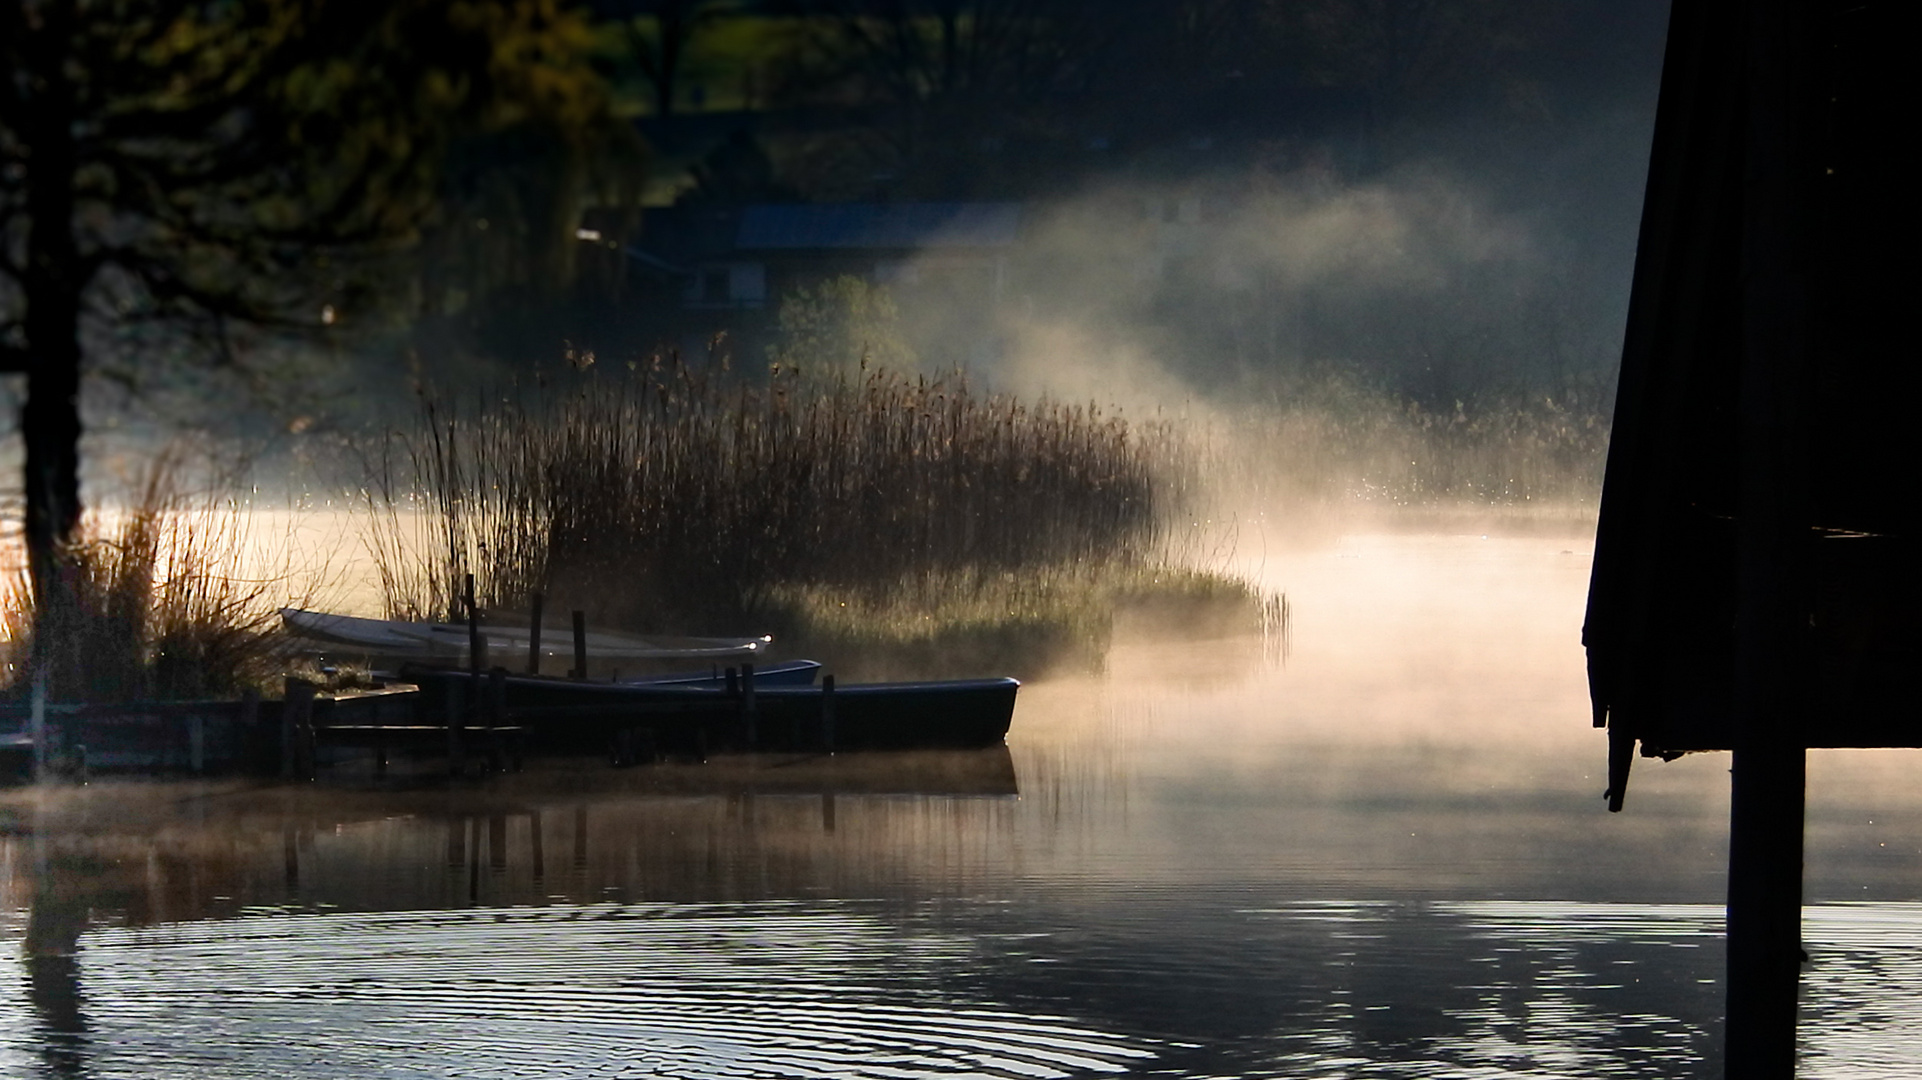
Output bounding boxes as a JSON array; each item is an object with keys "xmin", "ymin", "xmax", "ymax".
[
  {"xmin": 1725, "ymin": 742, "xmax": 1805, "ymax": 1076},
  {"xmin": 1725, "ymin": 0, "xmax": 1814, "ymax": 1070},
  {"xmin": 571, "ymin": 610, "xmax": 587, "ymax": 680}
]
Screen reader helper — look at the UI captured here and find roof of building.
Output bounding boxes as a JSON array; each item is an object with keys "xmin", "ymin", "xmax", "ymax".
[{"xmin": 735, "ymin": 203, "xmax": 1023, "ymax": 250}]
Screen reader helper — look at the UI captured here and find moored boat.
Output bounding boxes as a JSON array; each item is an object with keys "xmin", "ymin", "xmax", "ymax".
[
  {"xmin": 399, "ymin": 664, "xmax": 1017, "ymax": 753},
  {"xmin": 617, "ymin": 659, "xmax": 821, "ymax": 687},
  {"xmin": 280, "ymin": 608, "xmax": 771, "ymax": 665}
]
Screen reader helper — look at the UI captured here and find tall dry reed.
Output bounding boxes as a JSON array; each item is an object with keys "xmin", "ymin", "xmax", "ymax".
[
  {"xmin": 3, "ymin": 457, "xmax": 291, "ymax": 702},
  {"xmin": 362, "ymin": 360, "xmax": 1177, "ymax": 633}
]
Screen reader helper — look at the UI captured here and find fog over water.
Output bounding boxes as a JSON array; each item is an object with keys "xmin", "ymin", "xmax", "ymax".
[
  {"xmin": 5, "ymin": 524, "xmax": 1922, "ymax": 1077},
  {"xmin": 13, "ymin": 3, "xmax": 1918, "ymax": 1075}
]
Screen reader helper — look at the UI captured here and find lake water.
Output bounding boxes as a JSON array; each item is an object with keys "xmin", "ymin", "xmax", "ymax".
[{"xmin": 4, "ymin": 530, "xmax": 1921, "ymax": 1078}]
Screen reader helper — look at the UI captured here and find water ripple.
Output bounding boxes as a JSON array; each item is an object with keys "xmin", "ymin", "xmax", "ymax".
[{"xmin": 6, "ymin": 902, "xmax": 1155, "ymax": 1080}]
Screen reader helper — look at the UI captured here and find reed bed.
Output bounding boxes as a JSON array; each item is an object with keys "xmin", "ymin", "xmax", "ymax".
[{"xmin": 362, "ymin": 360, "xmax": 1187, "ymax": 647}]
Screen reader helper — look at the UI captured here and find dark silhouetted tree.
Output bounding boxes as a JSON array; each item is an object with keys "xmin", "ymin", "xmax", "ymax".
[{"xmin": 0, "ymin": 0, "xmax": 621, "ymax": 688}]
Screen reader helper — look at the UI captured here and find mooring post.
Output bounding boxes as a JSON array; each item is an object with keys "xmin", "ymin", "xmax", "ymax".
[
  {"xmin": 487, "ymin": 667, "xmax": 508, "ymax": 772},
  {"xmin": 527, "ymin": 592, "xmax": 544, "ymax": 675},
  {"xmin": 571, "ymin": 610, "xmax": 587, "ymax": 680},
  {"xmin": 29, "ymin": 666, "xmax": 47, "ymax": 782},
  {"xmin": 529, "ymin": 809, "xmax": 546, "ymax": 885},
  {"xmin": 821, "ymin": 675, "xmax": 836, "ymax": 753},
  {"xmin": 240, "ymin": 688, "xmax": 261, "ymax": 775},
  {"xmin": 741, "ymin": 662, "xmax": 757, "ymax": 749},
  {"xmin": 465, "ymin": 573, "xmax": 484, "ymax": 677},
  {"xmin": 445, "ymin": 677, "xmax": 466, "ymax": 777},
  {"xmin": 282, "ymin": 678, "xmax": 316, "ymax": 781}
]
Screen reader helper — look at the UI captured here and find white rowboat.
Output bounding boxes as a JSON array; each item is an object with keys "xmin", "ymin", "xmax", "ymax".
[{"xmin": 279, "ymin": 608, "xmax": 770, "ymax": 663}]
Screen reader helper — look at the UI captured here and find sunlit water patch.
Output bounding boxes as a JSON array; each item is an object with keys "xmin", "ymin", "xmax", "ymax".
[
  {"xmin": 1231, "ymin": 900, "xmax": 1922, "ymax": 1079},
  {"xmin": 1, "ymin": 902, "xmax": 1156, "ymax": 1079}
]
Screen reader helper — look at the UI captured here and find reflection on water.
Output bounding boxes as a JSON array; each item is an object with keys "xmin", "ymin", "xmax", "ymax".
[
  {"xmin": 2, "ymin": 903, "xmax": 1156, "ymax": 1079},
  {"xmin": 4, "ymin": 533, "xmax": 1922, "ymax": 1076}
]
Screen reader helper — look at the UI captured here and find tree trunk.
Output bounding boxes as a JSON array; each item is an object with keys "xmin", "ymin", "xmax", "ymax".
[{"xmin": 20, "ymin": 12, "xmax": 86, "ymax": 690}]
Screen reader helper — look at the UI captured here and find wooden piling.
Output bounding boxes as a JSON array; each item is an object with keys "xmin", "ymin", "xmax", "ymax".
[
  {"xmin": 240, "ymin": 688, "xmax": 261, "ymax": 774},
  {"xmin": 529, "ymin": 810, "xmax": 545, "ymax": 884},
  {"xmin": 467, "ymin": 817, "xmax": 481, "ymax": 904},
  {"xmin": 444, "ymin": 677, "xmax": 466, "ymax": 777},
  {"xmin": 282, "ymin": 678, "xmax": 317, "ymax": 781},
  {"xmin": 368, "ymin": 685, "xmax": 388, "ymax": 779},
  {"xmin": 821, "ymin": 675, "xmax": 836, "ymax": 753},
  {"xmin": 571, "ymin": 610, "xmax": 587, "ymax": 680},
  {"xmin": 465, "ymin": 574, "xmax": 483, "ymax": 679},
  {"xmin": 487, "ymin": 667, "xmax": 508, "ymax": 772},
  {"xmin": 741, "ymin": 662, "xmax": 756, "ymax": 749},
  {"xmin": 527, "ymin": 592, "xmax": 544, "ymax": 675},
  {"xmin": 29, "ymin": 666, "xmax": 47, "ymax": 781}
]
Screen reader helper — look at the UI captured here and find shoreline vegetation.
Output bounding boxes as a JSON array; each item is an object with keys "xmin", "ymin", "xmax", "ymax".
[
  {"xmin": 1, "ymin": 363, "xmax": 1609, "ymax": 701},
  {"xmin": 1, "ymin": 455, "xmax": 294, "ymax": 703},
  {"xmin": 359, "ymin": 359, "xmax": 1276, "ymax": 681}
]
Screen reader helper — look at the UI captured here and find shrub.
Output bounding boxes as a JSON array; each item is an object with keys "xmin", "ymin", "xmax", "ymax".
[{"xmin": 3, "ymin": 457, "xmax": 291, "ymax": 703}]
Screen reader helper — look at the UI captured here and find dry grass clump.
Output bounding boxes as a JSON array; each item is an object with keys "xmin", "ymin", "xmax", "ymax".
[
  {"xmin": 363, "ymin": 359, "xmax": 1176, "ymax": 634},
  {"xmin": 2, "ymin": 459, "xmax": 291, "ymax": 703},
  {"xmin": 355, "ymin": 359, "xmax": 1285, "ymax": 676},
  {"xmin": 767, "ymin": 562, "xmax": 1285, "ymax": 680}
]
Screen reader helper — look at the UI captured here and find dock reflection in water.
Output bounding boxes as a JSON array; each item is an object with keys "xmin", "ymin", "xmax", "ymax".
[{"xmin": 5, "ymin": 534, "xmax": 1922, "ymax": 1077}]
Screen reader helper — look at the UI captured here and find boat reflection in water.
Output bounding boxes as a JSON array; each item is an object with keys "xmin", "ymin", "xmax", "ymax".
[{"xmin": 2, "ymin": 749, "xmax": 1147, "ymax": 1080}]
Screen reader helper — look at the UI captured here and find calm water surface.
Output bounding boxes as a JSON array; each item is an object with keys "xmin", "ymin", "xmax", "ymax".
[{"xmin": 4, "ymin": 531, "xmax": 1921, "ymax": 1078}]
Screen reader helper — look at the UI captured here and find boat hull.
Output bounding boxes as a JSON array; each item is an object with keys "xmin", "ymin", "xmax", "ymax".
[
  {"xmin": 280, "ymin": 608, "xmax": 772, "ymax": 669},
  {"xmin": 401, "ymin": 666, "xmax": 1017, "ymax": 753},
  {"xmin": 616, "ymin": 660, "xmax": 821, "ymax": 687}
]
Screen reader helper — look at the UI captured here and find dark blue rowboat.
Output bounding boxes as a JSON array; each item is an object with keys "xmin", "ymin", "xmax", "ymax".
[{"xmin": 399, "ymin": 665, "xmax": 1016, "ymax": 753}]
